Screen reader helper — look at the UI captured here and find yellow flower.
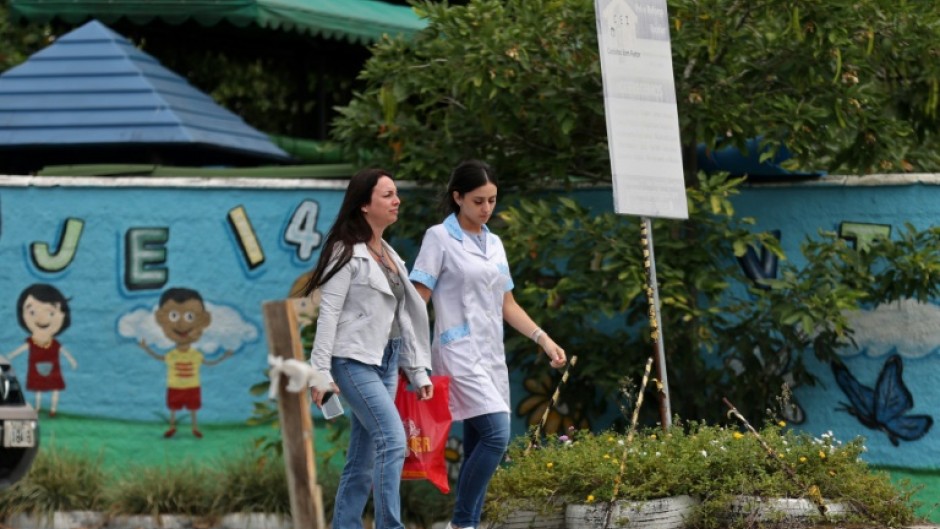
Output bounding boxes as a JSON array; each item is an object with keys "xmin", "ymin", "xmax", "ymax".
[
  {"xmin": 778, "ymin": 420, "xmax": 787, "ymax": 427},
  {"xmin": 587, "ymin": 495, "xmax": 596, "ymax": 503},
  {"xmin": 799, "ymin": 456, "xmax": 808, "ymax": 463},
  {"xmin": 819, "ymin": 451, "xmax": 827, "ymax": 459},
  {"xmin": 607, "ymin": 437, "xmax": 615, "ymax": 442},
  {"xmin": 732, "ymin": 432, "xmax": 744, "ymax": 440},
  {"xmin": 650, "ymin": 434, "xmax": 657, "ymax": 440},
  {"xmin": 546, "ymin": 462, "xmax": 554, "ymax": 469},
  {"xmin": 603, "ymin": 454, "xmax": 611, "ymax": 459}
]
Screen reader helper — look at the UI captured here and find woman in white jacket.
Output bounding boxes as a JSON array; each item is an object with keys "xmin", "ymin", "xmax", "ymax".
[{"xmin": 302, "ymin": 167, "xmax": 432, "ymax": 529}]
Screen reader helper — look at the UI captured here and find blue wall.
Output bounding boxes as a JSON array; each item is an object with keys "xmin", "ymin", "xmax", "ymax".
[{"xmin": 2, "ymin": 174, "xmax": 939, "ymax": 471}]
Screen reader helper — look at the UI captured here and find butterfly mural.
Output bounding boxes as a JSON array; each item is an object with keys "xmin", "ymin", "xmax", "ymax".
[{"xmin": 831, "ymin": 354, "xmax": 933, "ymax": 446}]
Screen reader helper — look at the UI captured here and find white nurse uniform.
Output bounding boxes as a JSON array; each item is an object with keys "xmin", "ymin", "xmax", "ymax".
[{"xmin": 409, "ymin": 214, "xmax": 514, "ymax": 421}]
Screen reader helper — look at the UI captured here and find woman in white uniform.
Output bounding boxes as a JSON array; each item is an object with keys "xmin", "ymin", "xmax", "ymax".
[{"xmin": 410, "ymin": 160, "xmax": 566, "ymax": 529}]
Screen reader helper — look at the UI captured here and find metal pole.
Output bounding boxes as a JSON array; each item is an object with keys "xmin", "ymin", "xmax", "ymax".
[{"xmin": 640, "ymin": 217, "xmax": 672, "ymax": 428}]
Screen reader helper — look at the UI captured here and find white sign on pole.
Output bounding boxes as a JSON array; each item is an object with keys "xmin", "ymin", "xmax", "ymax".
[{"xmin": 595, "ymin": 0, "xmax": 688, "ymax": 220}]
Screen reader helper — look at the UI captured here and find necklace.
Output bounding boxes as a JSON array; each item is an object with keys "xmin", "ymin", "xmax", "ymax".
[{"xmin": 367, "ymin": 242, "xmax": 401, "ymax": 287}]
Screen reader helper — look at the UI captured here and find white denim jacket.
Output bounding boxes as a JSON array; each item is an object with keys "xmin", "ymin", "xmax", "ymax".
[{"xmin": 309, "ymin": 241, "xmax": 432, "ymax": 389}]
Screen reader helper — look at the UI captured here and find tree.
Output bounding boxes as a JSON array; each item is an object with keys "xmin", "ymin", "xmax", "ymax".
[
  {"xmin": 671, "ymin": 0, "xmax": 940, "ymax": 177},
  {"xmin": 335, "ymin": 0, "xmax": 940, "ymax": 184},
  {"xmin": 0, "ymin": 3, "xmax": 51, "ymax": 72},
  {"xmin": 332, "ymin": 0, "xmax": 940, "ymax": 426},
  {"xmin": 333, "ymin": 0, "xmax": 608, "ymax": 188}
]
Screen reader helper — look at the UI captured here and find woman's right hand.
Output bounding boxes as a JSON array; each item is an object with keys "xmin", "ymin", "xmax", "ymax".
[
  {"xmin": 417, "ymin": 383, "xmax": 434, "ymax": 401},
  {"xmin": 310, "ymin": 383, "xmax": 340, "ymax": 407},
  {"xmin": 540, "ymin": 335, "xmax": 567, "ymax": 369}
]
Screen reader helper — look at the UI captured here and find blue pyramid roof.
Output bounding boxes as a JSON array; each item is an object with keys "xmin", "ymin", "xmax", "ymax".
[{"xmin": 0, "ymin": 20, "xmax": 291, "ymax": 173}]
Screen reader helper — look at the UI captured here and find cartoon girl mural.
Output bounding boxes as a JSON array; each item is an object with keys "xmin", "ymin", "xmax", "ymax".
[{"xmin": 5, "ymin": 283, "xmax": 78, "ymax": 416}]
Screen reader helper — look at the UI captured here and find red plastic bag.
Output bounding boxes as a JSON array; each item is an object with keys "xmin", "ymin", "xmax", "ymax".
[{"xmin": 395, "ymin": 375, "xmax": 452, "ymax": 494}]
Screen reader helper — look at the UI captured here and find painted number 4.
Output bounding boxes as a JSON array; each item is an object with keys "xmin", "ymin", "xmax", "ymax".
[{"xmin": 285, "ymin": 200, "xmax": 323, "ymax": 261}]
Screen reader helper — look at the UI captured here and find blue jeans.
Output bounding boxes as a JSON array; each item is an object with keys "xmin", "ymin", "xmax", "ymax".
[
  {"xmin": 452, "ymin": 412, "xmax": 511, "ymax": 528},
  {"xmin": 331, "ymin": 339, "xmax": 406, "ymax": 529}
]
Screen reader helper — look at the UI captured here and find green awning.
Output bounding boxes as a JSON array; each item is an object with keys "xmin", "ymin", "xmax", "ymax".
[
  {"xmin": 268, "ymin": 135, "xmax": 348, "ymax": 164},
  {"xmin": 10, "ymin": 0, "xmax": 427, "ymax": 44}
]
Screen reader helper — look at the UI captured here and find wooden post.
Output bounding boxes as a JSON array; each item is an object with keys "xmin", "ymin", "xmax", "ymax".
[{"xmin": 262, "ymin": 299, "xmax": 325, "ymax": 529}]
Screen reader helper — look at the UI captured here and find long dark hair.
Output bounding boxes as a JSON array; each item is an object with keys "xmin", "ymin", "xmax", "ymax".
[
  {"xmin": 442, "ymin": 159, "xmax": 497, "ymax": 217},
  {"xmin": 299, "ymin": 168, "xmax": 392, "ymax": 296}
]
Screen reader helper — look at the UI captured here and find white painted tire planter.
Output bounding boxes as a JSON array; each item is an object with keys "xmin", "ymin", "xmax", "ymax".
[
  {"xmin": 565, "ymin": 495, "xmax": 700, "ymax": 529},
  {"xmin": 725, "ymin": 495, "xmax": 852, "ymax": 524},
  {"xmin": 489, "ymin": 508, "xmax": 566, "ymax": 529}
]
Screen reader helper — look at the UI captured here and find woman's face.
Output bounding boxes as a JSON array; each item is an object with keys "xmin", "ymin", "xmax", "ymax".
[
  {"xmin": 22, "ymin": 295, "xmax": 66, "ymax": 343},
  {"xmin": 456, "ymin": 182, "xmax": 498, "ymax": 230},
  {"xmin": 363, "ymin": 175, "xmax": 401, "ymax": 229}
]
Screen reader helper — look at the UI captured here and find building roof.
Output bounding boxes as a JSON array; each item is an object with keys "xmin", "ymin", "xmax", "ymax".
[{"xmin": 0, "ymin": 20, "xmax": 292, "ymax": 174}]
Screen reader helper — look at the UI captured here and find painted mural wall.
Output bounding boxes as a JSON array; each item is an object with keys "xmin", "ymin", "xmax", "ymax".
[
  {"xmin": 1, "ymin": 174, "xmax": 938, "ymax": 475},
  {"xmin": 731, "ymin": 174, "xmax": 940, "ymax": 470},
  {"xmin": 0, "ymin": 176, "xmax": 343, "ymax": 437}
]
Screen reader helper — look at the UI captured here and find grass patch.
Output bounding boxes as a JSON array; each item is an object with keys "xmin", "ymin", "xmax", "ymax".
[
  {"xmin": 213, "ymin": 449, "xmax": 291, "ymax": 515},
  {"xmin": 0, "ymin": 413, "xmax": 342, "ymax": 517},
  {"xmin": 0, "ymin": 445, "xmax": 108, "ymax": 515},
  {"xmin": 0, "ymin": 444, "xmax": 305, "ymax": 519},
  {"xmin": 109, "ymin": 463, "xmax": 220, "ymax": 516}
]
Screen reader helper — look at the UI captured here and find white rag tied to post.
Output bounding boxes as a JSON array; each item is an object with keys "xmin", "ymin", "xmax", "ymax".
[{"xmin": 267, "ymin": 355, "xmax": 330, "ymax": 399}]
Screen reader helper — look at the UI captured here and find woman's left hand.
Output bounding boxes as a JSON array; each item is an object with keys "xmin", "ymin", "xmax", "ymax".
[
  {"xmin": 417, "ymin": 384, "xmax": 434, "ymax": 400},
  {"xmin": 541, "ymin": 336, "xmax": 567, "ymax": 369}
]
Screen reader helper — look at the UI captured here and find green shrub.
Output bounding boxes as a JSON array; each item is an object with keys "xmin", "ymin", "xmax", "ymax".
[{"xmin": 486, "ymin": 422, "xmax": 919, "ymax": 528}]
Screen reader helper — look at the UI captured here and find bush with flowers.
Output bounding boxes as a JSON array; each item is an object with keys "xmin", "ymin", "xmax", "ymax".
[{"xmin": 485, "ymin": 420, "xmax": 919, "ymax": 528}]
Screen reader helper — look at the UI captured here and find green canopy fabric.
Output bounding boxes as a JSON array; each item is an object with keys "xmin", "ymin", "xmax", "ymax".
[{"xmin": 10, "ymin": 0, "xmax": 427, "ymax": 44}]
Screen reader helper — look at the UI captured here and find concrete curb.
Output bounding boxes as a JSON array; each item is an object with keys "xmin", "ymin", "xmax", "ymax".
[
  {"xmin": 3, "ymin": 511, "xmax": 291, "ymax": 529},
  {"xmin": 5, "ymin": 511, "xmax": 937, "ymax": 529}
]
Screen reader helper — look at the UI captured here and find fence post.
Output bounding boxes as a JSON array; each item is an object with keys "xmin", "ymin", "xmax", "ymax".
[{"xmin": 262, "ymin": 299, "xmax": 325, "ymax": 529}]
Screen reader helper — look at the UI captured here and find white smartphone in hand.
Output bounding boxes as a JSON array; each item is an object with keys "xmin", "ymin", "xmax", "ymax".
[{"xmin": 320, "ymin": 391, "xmax": 344, "ymax": 420}]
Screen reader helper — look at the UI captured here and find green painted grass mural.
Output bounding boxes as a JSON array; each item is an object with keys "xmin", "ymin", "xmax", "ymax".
[{"xmin": 36, "ymin": 413, "xmax": 342, "ymax": 474}]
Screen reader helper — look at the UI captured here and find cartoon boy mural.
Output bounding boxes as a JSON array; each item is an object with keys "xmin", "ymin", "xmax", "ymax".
[
  {"xmin": 5, "ymin": 283, "xmax": 78, "ymax": 416},
  {"xmin": 138, "ymin": 287, "xmax": 232, "ymax": 439}
]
